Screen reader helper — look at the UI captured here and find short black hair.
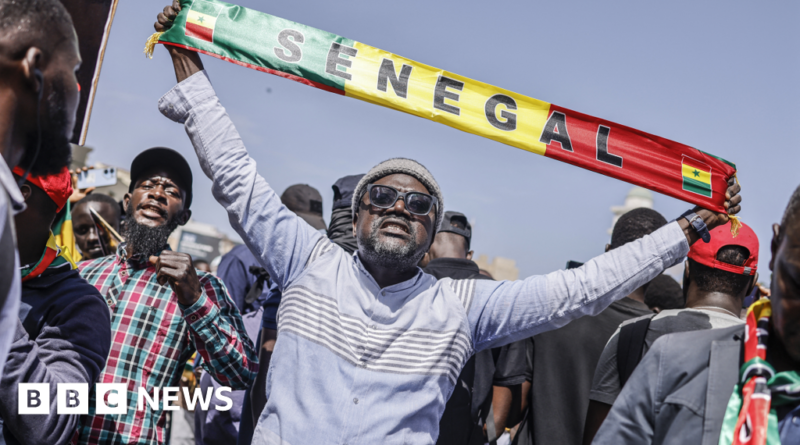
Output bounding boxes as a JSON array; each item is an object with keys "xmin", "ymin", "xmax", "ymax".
[
  {"xmin": 74, "ymin": 193, "xmax": 121, "ymax": 222},
  {"xmin": 0, "ymin": 0, "xmax": 73, "ymax": 55},
  {"xmin": 780, "ymin": 184, "xmax": 800, "ymax": 236},
  {"xmin": 688, "ymin": 245, "xmax": 752, "ymax": 295},
  {"xmin": 644, "ymin": 274, "xmax": 684, "ymax": 311},
  {"xmin": 610, "ymin": 208, "xmax": 668, "ymax": 250}
]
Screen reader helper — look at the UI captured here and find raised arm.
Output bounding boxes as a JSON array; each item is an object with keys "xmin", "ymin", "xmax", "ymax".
[
  {"xmin": 155, "ymin": 5, "xmax": 322, "ymax": 290},
  {"xmin": 464, "ymin": 221, "xmax": 688, "ymax": 351},
  {"xmin": 461, "ymin": 178, "xmax": 741, "ymax": 351}
]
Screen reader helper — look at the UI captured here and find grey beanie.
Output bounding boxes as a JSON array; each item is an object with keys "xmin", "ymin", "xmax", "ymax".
[{"xmin": 352, "ymin": 158, "xmax": 444, "ymax": 232}]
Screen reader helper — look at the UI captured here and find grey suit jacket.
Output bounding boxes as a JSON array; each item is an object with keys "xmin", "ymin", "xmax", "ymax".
[{"xmin": 592, "ymin": 325, "xmax": 744, "ymax": 445}]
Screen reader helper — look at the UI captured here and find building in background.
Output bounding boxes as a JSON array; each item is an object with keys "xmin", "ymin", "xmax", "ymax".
[
  {"xmin": 474, "ymin": 255, "xmax": 519, "ymax": 281},
  {"xmin": 609, "ymin": 186, "xmax": 684, "ymax": 282},
  {"xmin": 167, "ymin": 220, "xmax": 239, "ymax": 266}
]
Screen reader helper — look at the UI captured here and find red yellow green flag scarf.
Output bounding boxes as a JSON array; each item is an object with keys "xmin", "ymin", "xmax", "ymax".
[
  {"xmin": 719, "ymin": 299, "xmax": 800, "ymax": 445},
  {"xmin": 52, "ymin": 200, "xmax": 82, "ymax": 264},
  {"xmin": 147, "ymin": 0, "xmax": 739, "ymax": 219},
  {"xmin": 20, "ymin": 232, "xmax": 76, "ymax": 282}
]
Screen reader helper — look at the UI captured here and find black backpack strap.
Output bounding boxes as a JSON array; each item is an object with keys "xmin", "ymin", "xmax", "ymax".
[{"xmin": 616, "ymin": 315, "xmax": 654, "ymax": 387}]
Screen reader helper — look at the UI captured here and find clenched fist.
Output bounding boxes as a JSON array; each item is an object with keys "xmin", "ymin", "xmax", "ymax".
[
  {"xmin": 155, "ymin": 0, "xmax": 205, "ymax": 83},
  {"xmin": 149, "ymin": 251, "xmax": 203, "ymax": 306}
]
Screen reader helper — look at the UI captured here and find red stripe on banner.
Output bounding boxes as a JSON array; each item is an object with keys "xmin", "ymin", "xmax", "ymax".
[
  {"xmin": 160, "ymin": 42, "xmax": 346, "ymax": 96},
  {"xmin": 541, "ymin": 104, "xmax": 735, "ymax": 213},
  {"xmin": 185, "ymin": 22, "xmax": 214, "ymax": 43}
]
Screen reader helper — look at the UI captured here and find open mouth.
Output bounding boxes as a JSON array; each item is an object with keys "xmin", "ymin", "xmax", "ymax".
[
  {"xmin": 379, "ymin": 218, "xmax": 411, "ymax": 235},
  {"xmin": 138, "ymin": 202, "xmax": 166, "ymax": 219}
]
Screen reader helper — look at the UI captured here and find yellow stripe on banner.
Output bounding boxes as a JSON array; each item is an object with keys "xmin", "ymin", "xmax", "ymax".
[
  {"xmin": 345, "ymin": 43, "xmax": 551, "ymax": 156},
  {"xmin": 187, "ymin": 11, "xmax": 216, "ymax": 29},
  {"xmin": 682, "ymin": 163, "xmax": 711, "ymax": 185}
]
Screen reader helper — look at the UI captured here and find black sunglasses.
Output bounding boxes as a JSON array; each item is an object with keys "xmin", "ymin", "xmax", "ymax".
[{"xmin": 366, "ymin": 184, "xmax": 438, "ymax": 216}]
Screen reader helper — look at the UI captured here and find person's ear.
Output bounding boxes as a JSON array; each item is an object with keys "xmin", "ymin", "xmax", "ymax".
[
  {"xmin": 466, "ymin": 250, "xmax": 474, "ymax": 261},
  {"xmin": 20, "ymin": 47, "xmax": 44, "ymax": 96},
  {"xmin": 745, "ymin": 273, "xmax": 757, "ymax": 298},
  {"xmin": 418, "ymin": 252, "xmax": 430, "ymax": 268},
  {"xmin": 605, "ymin": 243, "xmax": 611, "ymax": 253},
  {"xmin": 123, "ymin": 193, "xmax": 131, "ymax": 214},
  {"xmin": 352, "ymin": 211, "xmax": 358, "ymax": 238},
  {"xmin": 770, "ymin": 223, "xmax": 781, "ymax": 272},
  {"xmin": 177, "ymin": 209, "xmax": 192, "ymax": 226},
  {"xmin": 19, "ymin": 184, "xmax": 32, "ymax": 203}
]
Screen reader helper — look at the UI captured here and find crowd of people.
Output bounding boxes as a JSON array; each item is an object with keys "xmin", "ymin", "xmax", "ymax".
[{"xmin": 0, "ymin": 1, "xmax": 796, "ymax": 445}]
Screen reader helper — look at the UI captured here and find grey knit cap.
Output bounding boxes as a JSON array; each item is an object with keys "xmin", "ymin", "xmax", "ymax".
[{"xmin": 352, "ymin": 158, "xmax": 444, "ymax": 232}]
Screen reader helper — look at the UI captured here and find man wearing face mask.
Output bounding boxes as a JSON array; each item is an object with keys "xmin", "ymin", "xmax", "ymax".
[
  {"xmin": 155, "ymin": 4, "xmax": 743, "ymax": 444},
  {"xmin": 0, "ymin": 0, "xmax": 81, "ymax": 384},
  {"xmin": 593, "ymin": 188, "xmax": 800, "ymax": 445},
  {"xmin": 0, "ymin": 167, "xmax": 110, "ymax": 445},
  {"xmin": 75, "ymin": 147, "xmax": 257, "ymax": 445}
]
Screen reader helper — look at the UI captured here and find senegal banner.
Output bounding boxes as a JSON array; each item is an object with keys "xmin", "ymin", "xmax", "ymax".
[{"xmin": 148, "ymin": 0, "xmax": 738, "ymax": 213}]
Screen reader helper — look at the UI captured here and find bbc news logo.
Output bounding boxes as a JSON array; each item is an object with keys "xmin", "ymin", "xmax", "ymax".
[{"xmin": 19, "ymin": 383, "xmax": 233, "ymax": 414}]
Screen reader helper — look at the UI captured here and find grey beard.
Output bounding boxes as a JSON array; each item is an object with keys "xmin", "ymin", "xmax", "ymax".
[
  {"xmin": 122, "ymin": 206, "xmax": 180, "ymax": 258},
  {"xmin": 359, "ymin": 216, "xmax": 424, "ymax": 272}
]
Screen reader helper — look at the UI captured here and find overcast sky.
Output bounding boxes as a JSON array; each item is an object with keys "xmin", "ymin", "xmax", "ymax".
[{"xmin": 84, "ymin": 0, "xmax": 799, "ymax": 278}]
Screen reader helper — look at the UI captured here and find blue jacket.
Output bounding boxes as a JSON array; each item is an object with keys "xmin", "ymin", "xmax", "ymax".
[{"xmin": 0, "ymin": 267, "xmax": 111, "ymax": 445}]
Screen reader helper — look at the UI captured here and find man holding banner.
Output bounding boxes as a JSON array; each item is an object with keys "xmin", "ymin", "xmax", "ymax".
[{"xmin": 154, "ymin": 3, "xmax": 742, "ymax": 444}]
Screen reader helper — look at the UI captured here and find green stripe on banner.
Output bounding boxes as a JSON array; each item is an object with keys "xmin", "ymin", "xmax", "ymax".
[
  {"xmin": 159, "ymin": 2, "xmax": 355, "ymax": 93},
  {"xmin": 683, "ymin": 177, "xmax": 712, "ymax": 197},
  {"xmin": 699, "ymin": 149, "xmax": 737, "ymax": 170},
  {"xmin": 190, "ymin": 0, "xmax": 221, "ymax": 16}
]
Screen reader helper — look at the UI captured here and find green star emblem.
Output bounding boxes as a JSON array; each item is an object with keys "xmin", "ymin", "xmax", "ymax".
[
  {"xmin": 197, "ymin": 16, "xmax": 205, "ymax": 24},
  {"xmin": 692, "ymin": 169, "xmax": 700, "ymax": 178}
]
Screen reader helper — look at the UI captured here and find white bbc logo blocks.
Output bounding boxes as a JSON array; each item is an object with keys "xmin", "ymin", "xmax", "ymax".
[
  {"xmin": 96, "ymin": 383, "xmax": 127, "ymax": 414},
  {"xmin": 19, "ymin": 383, "xmax": 49, "ymax": 414},
  {"xmin": 17, "ymin": 383, "xmax": 233, "ymax": 414},
  {"xmin": 57, "ymin": 383, "xmax": 89, "ymax": 414}
]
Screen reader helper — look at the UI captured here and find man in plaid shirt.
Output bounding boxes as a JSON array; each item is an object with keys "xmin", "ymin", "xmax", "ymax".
[{"xmin": 75, "ymin": 147, "xmax": 258, "ymax": 445}]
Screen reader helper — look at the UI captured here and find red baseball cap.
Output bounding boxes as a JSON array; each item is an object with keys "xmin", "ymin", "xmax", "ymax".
[
  {"xmin": 13, "ymin": 166, "xmax": 73, "ymax": 212},
  {"xmin": 688, "ymin": 220, "xmax": 759, "ymax": 276}
]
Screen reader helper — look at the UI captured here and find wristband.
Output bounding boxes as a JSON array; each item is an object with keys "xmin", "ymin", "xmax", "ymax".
[{"xmin": 681, "ymin": 210, "xmax": 711, "ymax": 243}]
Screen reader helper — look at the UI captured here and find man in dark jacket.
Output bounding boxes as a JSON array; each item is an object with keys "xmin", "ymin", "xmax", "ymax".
[
  {"xmin": 0, "ymin": 168, "xmax": 111, "ymax": 445},
  {"xmin": 593, "ymin": 185, "xmax": 800, "ymax": 445},
  {"xmin": 424, "ymin": 211, "xmax": 527, "ymax": 445},
  {"xmin": 516, "ymin": 208, "xmax": 666, "ymax": 445},
  {"xmin": 327, "ymin": 174, "xmax": 365, "ymax": 255}
]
